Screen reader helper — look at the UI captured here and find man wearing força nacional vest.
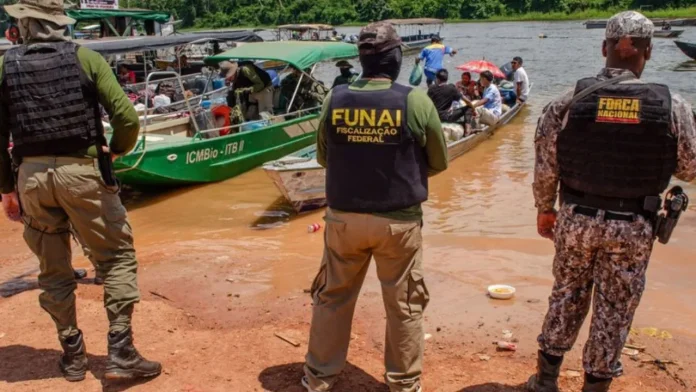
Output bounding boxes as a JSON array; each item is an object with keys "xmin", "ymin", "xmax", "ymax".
[
  {"xmin": 528, "ymin": 11, "xmax": 696, "ymax": 392},
  {"xmin": 302, "ymin": 22, "xmax": 448, "ymax": 392},
  {"xmin": 0, "ymin": 0, "xmax": 161, "ymax": 383}
]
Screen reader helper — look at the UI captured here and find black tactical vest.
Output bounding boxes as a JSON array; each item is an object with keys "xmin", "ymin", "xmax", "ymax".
[
  {"xmin": 2, "ymin": 41, "xmax": 100, "ymax": 157},
  {"xmin": 558, "ymin": 77, "xmax": 677, "ymax": 200},
  {"xmin": 325, "ymin": 83, "xmax": 428, "ymax": 213},
  {"xmin": 234, "ymin": 61, "xmax": 272, "ymax": 89}
]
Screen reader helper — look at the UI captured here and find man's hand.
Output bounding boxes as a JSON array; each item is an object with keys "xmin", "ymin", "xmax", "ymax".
[
  {"xmin": 102, "ymin": 146, "xmax": 117, "ymax": 162},
  {"xmin": 2, "ymin": 191, "xmax": 21, "ymax": 222},
  {"xmin": 451, "ymin": 49, "xmax": 458, "ymax": 56},
  {"xmin": 415, "ymin": 58, "xmax": 421, "ymax": 65},
  {"xmin": 537, "ymin": 210, "xmax": 557, "ymax": 240}
]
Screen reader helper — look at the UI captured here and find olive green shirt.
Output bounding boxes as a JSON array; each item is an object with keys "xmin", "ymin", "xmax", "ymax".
[
  {"xmin": 317, "ymin": 79, "xmax": 448, "ymax": 221},
  {"xmin": 0, "ymin": 45, "xmax": 139, "ymax": 194},
  {"xmin": 241, "ymin": 64, "xmax": 266, "ymax": 93}
]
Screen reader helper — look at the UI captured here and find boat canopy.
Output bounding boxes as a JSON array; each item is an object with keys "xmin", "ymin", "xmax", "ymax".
[
  {"xmin": 277, "ymin": 24, "xmax": 334, "ymax": 32},
  {"xmin": 83, "ymin": 31, "xmax": 263, "ymax": 55},
  {"xmin": 66, "ymin": 8, "xmax": 172, "ymax": 24},
  {"xmin": 205, "ymin": 41, "xmax": 358, "ymax": 71},
  {"xmin": 381, "ymin": 18, "xmax": 443, "ymax": 26}
]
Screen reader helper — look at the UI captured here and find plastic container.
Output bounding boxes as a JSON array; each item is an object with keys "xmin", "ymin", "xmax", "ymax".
[
  {"xmin": 307, "ymin": 223, "xmax": 322, "ymax": 233},
  {"xmin": 212, "ymin": 77, "xmax": 225, "ymax": 90},
  {"xmin": 200, "ymin": 100, "xmax": 212, "ymax": 110},
  {"xmin": 487, "ymin": 284, "xmax": 516, "ymax": 300},
  {"xmin": 241, "ymin": 120, "xmax": 269, "ymax": 132}
]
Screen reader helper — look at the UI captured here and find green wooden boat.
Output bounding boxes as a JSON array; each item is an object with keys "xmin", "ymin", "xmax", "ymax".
[{"xmin": 111, "ymin": 41, "xmax": 358, "ymax": 186}]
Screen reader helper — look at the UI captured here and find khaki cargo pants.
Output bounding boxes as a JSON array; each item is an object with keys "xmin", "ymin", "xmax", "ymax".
[
  {"xmin": 17, "ymin": 156, "xmax": 140, "ymax": 341},
  {"xmin": 304, "ymin": 208, "xmax": 429, "ymax": 392}
]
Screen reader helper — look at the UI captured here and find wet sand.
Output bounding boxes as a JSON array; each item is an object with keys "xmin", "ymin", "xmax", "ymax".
[
  {"xmin": 1, "ymin": 109, "xmax": 695, "ymax": 391},
  {"xmin": 2, "ymin": 20, "xmax": 696, "ymax": 392}
]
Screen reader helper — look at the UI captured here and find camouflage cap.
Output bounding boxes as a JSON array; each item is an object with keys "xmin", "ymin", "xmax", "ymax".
[
  {"xmin": 606, "ymin": 11, "xmax": 654, "ymax": 40},
  {"xmin": 357, "ymin": 22, "xmax": 402, "ymax": 55}
]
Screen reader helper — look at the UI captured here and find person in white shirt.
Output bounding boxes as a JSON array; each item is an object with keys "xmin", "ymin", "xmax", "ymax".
[{"xmin": 512, "ymin": 56, "xmax": 529, "ymax": 103}]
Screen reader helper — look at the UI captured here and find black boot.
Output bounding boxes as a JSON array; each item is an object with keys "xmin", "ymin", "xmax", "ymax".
[
  {"xmin": 526, "ymin": 350, "xmax": 563, "ymax": 392},
  {"xmin": 104, "ymin": 328, "xmax": 162, "ymax": 380},
  {"xmin": 59, "ymin": 330, "xmax": 88, "ymax": 382},
  {"xmin": 582, "ymin": 373, "xmax": 613, "ymax": 392}
]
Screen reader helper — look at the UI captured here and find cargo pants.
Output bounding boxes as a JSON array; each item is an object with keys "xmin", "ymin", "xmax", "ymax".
[
  {"xmin": 537, "ymin": 204, "xmax": 654, "ymax": 379},
  {"xmin": 304, "ymin": 208, "xmax": 429, "ymax": 392},
  {"xmin": 17, "ymin": 156, "xmax": 140, "ymax": 341}
]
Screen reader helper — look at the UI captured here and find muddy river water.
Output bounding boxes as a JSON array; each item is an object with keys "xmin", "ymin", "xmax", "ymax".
[{"xmin": 3, "ymin": 22, "xmax": 696, "ymax": 342}]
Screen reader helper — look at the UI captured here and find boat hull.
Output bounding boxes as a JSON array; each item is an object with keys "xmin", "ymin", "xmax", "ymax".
[
  {"xmin": 675, "ymin": 40, "xmax": 696, "ymax": 60},
  {"xmin": 654, "ymin": 30, "xmax": 684, "ymax": 38},
  {"xmin": 264, "ymin": 91, "xmax": 529, "ymax": 213},
  {"xmin": 114, "ymin": 115, "xmax": 320, "ymax": 187}
]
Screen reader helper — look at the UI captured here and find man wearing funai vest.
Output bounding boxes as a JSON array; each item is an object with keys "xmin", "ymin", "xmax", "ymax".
[
  {"xmin": 0, "ymin": 0, "xmax": 161, "ymax": 383},
  {"xmin": 529, "ymin": 11, "xmax": 696, "ymax": 392},
  {"xmin": 302, "ymin": 22, "xmax": 448, "ymax": 392}
]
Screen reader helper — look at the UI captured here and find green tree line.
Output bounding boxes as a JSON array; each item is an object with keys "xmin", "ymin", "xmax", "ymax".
[{"xmin": 119, "ymin": 0, "xmax": 696, "ymax": 28}]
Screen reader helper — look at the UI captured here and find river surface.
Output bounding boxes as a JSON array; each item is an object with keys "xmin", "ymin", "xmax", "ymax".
[{"xmin": 3, "ymin": 22, "xmax": 696, "ymax": 338}]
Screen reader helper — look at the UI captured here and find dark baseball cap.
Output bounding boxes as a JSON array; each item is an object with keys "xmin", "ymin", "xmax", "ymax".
[{"xmin": 357, "ymin": 22, "xmax": 402, "ymax": 55}]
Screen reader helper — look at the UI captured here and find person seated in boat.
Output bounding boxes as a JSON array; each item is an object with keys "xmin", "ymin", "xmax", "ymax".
[
  {"xmin": 662, "ymin": 22, "xmax": 672, "ymax": 31},
  {"xmin": 311, "ymin": 32, "xmax": 320, "ymax": 41},
  {"xmin": 427, "ymin": 69, "xmax": 469, "ymax": 123},
  {"xmin": 330, "ymin": 30, "xmax": 340, "ymax": 41},
  {"xmin": 455, "ymin": 72, "xmax": 472, "ymax": 94},
  {"xmin": 117, "ymin": 64, "xmax": 136, "ymax": 86},
  {"xmin": 511, "ymin": 56, "xmax": 529, "ymax": 104},
  {"xmin": 465, "ymin": 70, "xmax": 502, "ymax": 127},
  {"xmin": 416, "ymin": 36, "xmax": 458, "ymax": 87},
  {"xmin": 463, "ymin": 80, "xmax": 480, "ymax": 101},
  {"xmin": 280, "ymin": 67, "xmax": 326, "ymax": 113},
  {"xmin": 331, "ymin": 60, "xmax": 358, "ymax": 88},
  {"xmin": 221, "ymin": 60, "xmax": 273, "ymax": 121}
]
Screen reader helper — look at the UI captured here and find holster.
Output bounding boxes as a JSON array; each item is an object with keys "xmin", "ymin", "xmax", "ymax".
[
  {"xmin": 95, "ymin": 135, "xmax": 119, "ymax": 189},
  {"xmin": 10, "ymin": 153, "xmax": 23, "ymax": 215},
  {"xmin": 654, "ymin": 186, "xmax": 689, "ymax": 244}
]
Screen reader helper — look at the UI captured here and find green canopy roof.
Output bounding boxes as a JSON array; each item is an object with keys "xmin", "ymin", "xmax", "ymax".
[
  {"xmin": 66, "ymin": 9, "xmax": 171, "ymax": 24},
  {"xmin": 205, "ymin": 41, "xmax": 358, "ymax": 70}
]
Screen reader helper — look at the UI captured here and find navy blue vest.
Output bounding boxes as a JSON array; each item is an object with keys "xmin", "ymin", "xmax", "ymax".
[
  {"xmin": 325, "ymin": 83, "xmax": 428, "ymax": 213},
  {"xmin": 558, "ymin": 77, "xmax": 676, "ymax": 199}
]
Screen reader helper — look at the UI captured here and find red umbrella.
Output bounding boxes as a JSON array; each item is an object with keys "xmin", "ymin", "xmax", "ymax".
[{"xmin": 456, "ymin": 60, "xmax": 506, "ymax": 79}]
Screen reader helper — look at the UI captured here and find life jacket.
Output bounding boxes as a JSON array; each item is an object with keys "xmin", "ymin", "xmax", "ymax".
[
  {"xmin": 558, "ymin": 77, "xmax": 676, "ymax": 203},
  {"xmin": 325, "ymin": 83, "xmax": 428, "ymax": 213},
  {"xmin": 234, "ymin": 61, "xmax": 272, "ymax": 89},
  {"xmin": 211, "ymin": 105, "xmax": 232, "ymax": 136},
  {"xmin": 2, "ymin": 41, "xmax": 101, "ymax": 157}
]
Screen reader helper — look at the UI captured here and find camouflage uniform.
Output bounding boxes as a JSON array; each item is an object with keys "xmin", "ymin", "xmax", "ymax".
[{"xmin": 533, "ymin": 62, "xmax": 696, "ymax": 380}]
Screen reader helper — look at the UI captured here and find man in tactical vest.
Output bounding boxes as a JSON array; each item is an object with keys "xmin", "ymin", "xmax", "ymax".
[
  {"xmin": 302, "ymin": 22, "xmax": 448, "ymax": 392},
  {"xmin": 529, "ymin": 11, "xmax": 696, "ymax": 392},
  {"xmin": 222, "ymin": 60, "xmax": 273, "ymax": 120},
  {"xmin": 0, "ymin": 0, "xmax": 161, "ymax": 382}
]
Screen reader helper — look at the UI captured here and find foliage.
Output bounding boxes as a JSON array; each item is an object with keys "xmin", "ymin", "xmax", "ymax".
[{"xmin": 127, "ymin": 0, "xmax": 696, "ymax": 28}]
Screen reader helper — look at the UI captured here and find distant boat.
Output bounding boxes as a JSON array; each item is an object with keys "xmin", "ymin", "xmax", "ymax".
[
  {"xmin": 380, "ymin": 18, "xmax": 445, "ymax": 53},
  {"xmin": 675, "ymin": 40, "xmax": 696, "ymax": 60},
  {"xmin": 584, "ymin": 20, "xmax": 607, "ymax": 29},
  {"xmin": 654, "ymin": 30, "xmax": 684, "ymax": 38}
]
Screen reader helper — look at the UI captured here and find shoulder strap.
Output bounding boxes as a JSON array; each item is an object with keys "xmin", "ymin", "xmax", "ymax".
[{"xmin": 560, "ymin": 73, "xmax": 635, "ymax": 118}]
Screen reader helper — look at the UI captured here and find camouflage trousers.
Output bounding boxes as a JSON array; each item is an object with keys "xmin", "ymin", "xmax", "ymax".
[{"xmin": 538, "ymin": 204, "xmax": 654, "ymax": 379}]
